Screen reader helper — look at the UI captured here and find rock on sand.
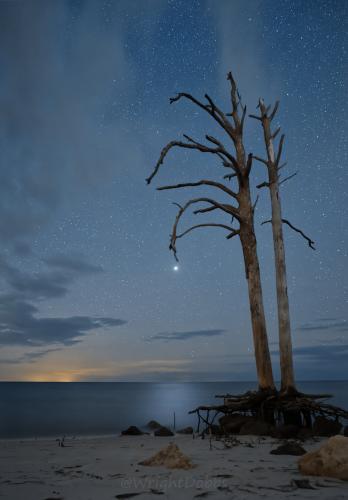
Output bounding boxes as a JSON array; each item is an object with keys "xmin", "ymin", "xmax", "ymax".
[
  {"xmin": 139, "ymin": 442, "xmax": 195, "ymax": 470},
  {"xmin": 298, "ymin": 435, "xmax": 348, "ymax": 480}
]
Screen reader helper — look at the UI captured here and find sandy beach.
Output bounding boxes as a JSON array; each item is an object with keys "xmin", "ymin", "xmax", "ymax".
[{"xmin": 1, "ymin": 433, "xmax": 348, "ymax": 500}]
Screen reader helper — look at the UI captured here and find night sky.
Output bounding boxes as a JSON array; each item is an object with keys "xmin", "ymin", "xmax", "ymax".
[{"xmin": 0, "ymin": 0, "xmax": 347, "ymax": 382}]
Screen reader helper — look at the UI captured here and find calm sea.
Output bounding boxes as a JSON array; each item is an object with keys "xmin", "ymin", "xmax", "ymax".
[{"xmin": 1, "ymin": 381, "xmax": 347, "ymax": 438}]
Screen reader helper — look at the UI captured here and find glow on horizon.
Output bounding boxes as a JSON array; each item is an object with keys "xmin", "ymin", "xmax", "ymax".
[{"xmin": 4, "ymin": 358, "xmax": 191, "ymax": 382}]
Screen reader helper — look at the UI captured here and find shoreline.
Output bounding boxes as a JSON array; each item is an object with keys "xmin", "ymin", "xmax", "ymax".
[
  {"xmin": 0, "ymin": 432, "xmax": 121, "ymax": 443},
  {"xmin": 1, "ymin": 433, "xmax": 348, "ymax": 499}
]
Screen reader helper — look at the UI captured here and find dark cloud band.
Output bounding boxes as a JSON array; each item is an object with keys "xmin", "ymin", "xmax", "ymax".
[{"xmin": 0, "ymin": 295, "xmax": 126, "ymax": 347}]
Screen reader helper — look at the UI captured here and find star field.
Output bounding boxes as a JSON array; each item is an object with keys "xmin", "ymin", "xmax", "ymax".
[{"xmin": 0, "ymin": 0, "xmax": 347, "ymax": 381}]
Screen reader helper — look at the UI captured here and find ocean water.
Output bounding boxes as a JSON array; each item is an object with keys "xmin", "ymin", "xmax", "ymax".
[{"xmin": 0, "ymin": 381, "xmax": 347, "ymax": 439}]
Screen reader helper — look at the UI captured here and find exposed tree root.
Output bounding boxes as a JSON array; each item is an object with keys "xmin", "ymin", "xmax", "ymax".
[{"xmin": 189, "ymin": 389, "xmax": 348, "ymax": 434}]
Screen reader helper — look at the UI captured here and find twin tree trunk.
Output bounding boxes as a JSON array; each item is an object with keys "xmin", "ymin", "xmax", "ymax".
[{"xmin": 146, "ymin": 73, "xmax": 284, "ymax": 393}]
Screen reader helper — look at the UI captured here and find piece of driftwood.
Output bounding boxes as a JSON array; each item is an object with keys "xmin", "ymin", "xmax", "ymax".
[{"xmin": 189, "ymin": 389, "xmax": 348, "ymax": 434}]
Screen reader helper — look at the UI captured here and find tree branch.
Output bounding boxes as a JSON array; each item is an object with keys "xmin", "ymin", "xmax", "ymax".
[
  {"xmin": 276, "ymin": 134, "xmax": 285, "ymax": 166},
  {"xmin": 177, "ymin": 223, "xmax": 239, "ymax": 240},
  {"xmin": 256, "ymin": 181, "xmax": 271, "ymax": 189},
  {"xmin": 269, "ymin": 100, "xmax": 280, "ymax": 121},
  {"xmin": 204, "ymin": 94, "xmax": 228, "ymax": 124},
  {"xmin": 252, "ymin": 155, "xmax": 269, "ymax": 166},
  {"xmin": 226, "ymin": 230, "xmax": 240, "ymax": 239},
  {"xmin": 169, "ymin": 198, "xmax": 241, "ymax": 260},
  {"xmin": 205, "ymin": 134, "xmax": 222, "ymax": 147},
  {"xmin": 272, "ymin": 127, "xmax": 281, "ymax": 139},
  {"xmin": 170, "ymin": 92, "xmax": 221, "ymax": 123},
  {"xmin": 205, "ymin": 135, "xmax": 238, "ymax": 169},
  {"xmin": 252, "ymin": 195, "xmax": 259, "ymax": 212},
  {"xmin": 282, "ymin": 219, "xmax": 315, "ymax": 249},
  {"xmin": 262, "ymin": 219, "xmax": 315, "ymax": 250},
  {"xmin": 249, "ymin": 113, "xmax": 262, "ymax": 121},
  {"xmin": 169, "ymin": 91, "xmax": 235, "ymax": 140},
  {"xmin": 183, "ymin": 134, "xmax": 238, "ymax": 169},
  {"xmin": 240, "ymin": 105, "xmax": 247, "ymax": 130},
  {"xmin": 224, "ymin": 172, "xmax": 238, "ymax": 181},
  {"xmin": 279, "ymin": 171, "xmax": 298, "ymax": 186},
  {"xmin": 146, "ymin": 136, "xmax": 239, "ymax": 185},
  {"xmin": 182, "ymin": 197, "xmax": 240, "ymax": 218},
  {"xmin": 245, "ymin": 153, "xmax": 253, "ymax": 176},
  {"xmin": 157, "ymin": 179, "xmax": 238, "ymax": 199},
  {"xmin": 226, "ymin": 71, "xmax": 241, "ymax": 130},
  {"xmin": 193, "ymin": 205, "xmax": 218, "ymax": 214}
]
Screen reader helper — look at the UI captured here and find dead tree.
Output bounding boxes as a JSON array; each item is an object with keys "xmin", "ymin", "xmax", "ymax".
[
  {"xmin": 147, "ymin": 72, "xmax": 275, "ymax": 392},
  {"xmin": 250, "ymin": 100, "xmax": 315, "ymax": 394}
]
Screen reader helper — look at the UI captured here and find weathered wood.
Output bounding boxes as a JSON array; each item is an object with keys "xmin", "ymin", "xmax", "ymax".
[
  {"xmin": 146, "ymin": 72, "xmax": 275, "ymax": 391},
  {"xmin": 239, "ymin": 200, "xmax": 274, "ymax": 389},
  {"xmin": 252, "ymin": 100, "xmax": 316, "ymax": 392},
  {"xmin": 253, "ymin": 100, "xmax": 295, "ymax": 392},
  {"xmin": 190, "ymin": 390, "xmax": 348, "ymax": 430}
]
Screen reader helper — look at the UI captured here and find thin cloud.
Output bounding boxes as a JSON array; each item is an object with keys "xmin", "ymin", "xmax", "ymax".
[
  {"xmin": 293, "ymin": 344, "xmax": 348, "ymax": 361},
  {"xmin": 271, "ymin": 343, "xmax": 348, "ymax": 363},
  {"xmin": 146, "ymin": 329, "xmax": 225, "ymax": 342},
  {"xmin": 297, "ymin": 318, "xmax": 348, "ymax": 332},
  {"xmin": 0, "ymin": 348, "xmax": 63, "ymax": 365}
]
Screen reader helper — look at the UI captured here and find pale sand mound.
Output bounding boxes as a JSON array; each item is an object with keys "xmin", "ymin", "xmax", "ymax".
[
  {"xmin": 139, "ymin": 442, "xmax": 195, "ymax": 470},
  {"xmin": 298, "ymin": 435, "xmax": 348, "ymax": 480}
]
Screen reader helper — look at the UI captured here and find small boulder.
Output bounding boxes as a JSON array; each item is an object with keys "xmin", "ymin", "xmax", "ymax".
[
  {"xmin": 292, "ymin": 479, "xmax": 316, "ymax": 489},
  {"xmin": 146, "ymin": 420, "xmax": 162, "ymax": 430},
  {"xmin": 313, "ymin": 416, "xmax": 342, "ymax": 437},
  {"xmin": 219, "ymin": 414, "xmax": 253, "ymax": 434},
  {"xmin": 177, "ymin": 426, "xmax": 193, "ymax": 435},
  {"xmin": 154, "ymin": 426, "xmax": 174, "ymax": 437},
  {"xmin": 298, "ymin": 435, "xmax": 348, "ymax": 480},
  {"xmin": 239, "ymin": 419, "xmax": 274, "ymax": 436},
  {"xmin": 270, "ymin": 441, "xmax": 307, "ymax": 456},
  {"xmin": 121, "ymin": 426, "xmax": 143, "ymax": 436}
]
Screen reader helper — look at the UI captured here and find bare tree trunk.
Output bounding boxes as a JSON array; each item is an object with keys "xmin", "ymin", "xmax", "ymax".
[
  {"xmin": 147, "ymin": 73, "xmax": 275, "ymax": 393},
  {"xmin": 268, "ymin": 171, "xmax": 295, "ymax": 393},
  {"xmin": 255, "ymin": 101, "xmax": 296, "ymax": 393},
  {"xmin": 239, "ymin": 186, "xmax": 275, "ymax": 391}
]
